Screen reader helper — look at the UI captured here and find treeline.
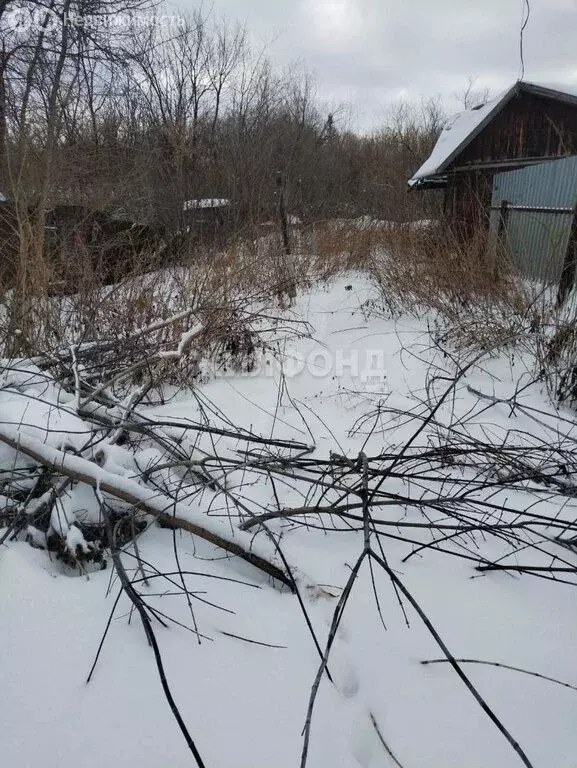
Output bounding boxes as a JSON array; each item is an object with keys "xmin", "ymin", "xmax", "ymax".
[{"xmin": 0, "ymin": 0, "xmax": 445, "ymax": 231}]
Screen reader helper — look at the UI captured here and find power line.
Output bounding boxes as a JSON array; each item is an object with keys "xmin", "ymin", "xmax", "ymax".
[{"xmin": 519, "ymin": 0, "xmax": 531, "ymax": 81}]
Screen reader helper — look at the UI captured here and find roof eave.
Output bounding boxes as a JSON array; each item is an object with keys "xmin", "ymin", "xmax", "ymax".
[{"xmin": 408, "ymin": 175, "xmax": 448, "ymax": 191}]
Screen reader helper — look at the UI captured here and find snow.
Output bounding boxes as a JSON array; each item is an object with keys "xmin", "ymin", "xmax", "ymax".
[
  {"xmin": 410, "ymin": 85, "xmax": 515, "ymax": 183},
  {"xmin": 1, "ymin": 275, "xmax": 577, "ymax": 767},
  {"xmin": 157, "ymin": 322, "xmax": 204, "ymax": 359},
  {"xmin": 65, "ymin": 523, "xmax": 90, "ymax": 553},
  {"xmin": 260, "ymin": 214, "xmax": 302, "ymax": 228},
  {"xmin": 532, "ymin": 80, "xmax": 577, "ymax": 100},
  {"xmin": 329, "ymin": 216, "xmax": 437, "ymax": 231},
  {"xmin": 183, "ymin": 198, "xmax": 230, "ymax": 210}
]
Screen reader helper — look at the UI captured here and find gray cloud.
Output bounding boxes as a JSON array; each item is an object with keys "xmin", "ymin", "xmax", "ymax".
[{"xmin": 171, "ymin": 0, "xmax": 577, "ymax": 130}]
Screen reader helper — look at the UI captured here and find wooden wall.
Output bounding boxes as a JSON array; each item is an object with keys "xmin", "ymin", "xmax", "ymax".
[
  {"xmin": 443, "ymin": 92, "xmax": 577, "ymax": 236},
  {"xmin": 454, "ymin": 93, "xmax": 577, "ymax": 170}
]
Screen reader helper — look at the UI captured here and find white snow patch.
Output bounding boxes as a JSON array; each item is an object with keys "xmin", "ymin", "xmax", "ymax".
[
  {"xmin": 183, "ymin": 198, "xmax": 229, "ymax": 210},
  {"xmin": 1, "ymin": 274, "xmax": 577, "ymax": 768}
]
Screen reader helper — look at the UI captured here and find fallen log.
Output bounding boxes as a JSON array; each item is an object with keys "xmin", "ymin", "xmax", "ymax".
[{"xmin": 0, "ymin": 425, "xmax": 293, "ymax": 591}]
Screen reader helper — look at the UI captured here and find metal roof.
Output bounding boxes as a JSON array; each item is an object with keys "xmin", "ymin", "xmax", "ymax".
[{"xmin": 409, "ymin": 81, "xmax": 577, "ymax": 187}]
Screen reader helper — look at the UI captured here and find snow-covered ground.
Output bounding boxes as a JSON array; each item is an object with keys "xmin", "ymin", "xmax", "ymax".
[{"xmin": 1, "ymin": 275, "xmax": 577, "ymax": 768}]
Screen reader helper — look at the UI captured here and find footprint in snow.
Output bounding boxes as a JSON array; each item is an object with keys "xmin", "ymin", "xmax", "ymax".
[
  {"xmin": 329, "ymin": 646, "xmax": 360, "ymax": 699},
  {"xmin": 350, "ymin": 711, "xmax": 377, "ymax": 767},
  {"xmin": 338, "ymin": 662, "xmax": 361, "ymax": 698}
]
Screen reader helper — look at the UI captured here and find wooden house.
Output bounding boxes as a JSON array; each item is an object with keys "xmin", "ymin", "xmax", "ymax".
[{"xmin": 409, "ymin": 81, "xmax": 577, "ymax": 235}]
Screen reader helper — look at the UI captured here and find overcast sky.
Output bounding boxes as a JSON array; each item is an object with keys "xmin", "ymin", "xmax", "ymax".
[{"xmin": 170, "ymin": 0, "xmax": 577, "ymax": 131}]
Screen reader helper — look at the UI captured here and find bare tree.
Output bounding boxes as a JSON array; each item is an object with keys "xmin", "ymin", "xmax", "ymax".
[{"xmin": 455, "ymin": 75, "xmax": 491, "ymax": 110}]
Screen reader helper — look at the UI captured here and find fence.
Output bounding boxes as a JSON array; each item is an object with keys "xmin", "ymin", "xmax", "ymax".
[{"xmin": 489, "ymin": 155, "xmax": 577, "ymax": 301}]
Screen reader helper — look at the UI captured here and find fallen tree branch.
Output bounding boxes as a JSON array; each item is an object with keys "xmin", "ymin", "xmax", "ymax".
[
  {"xmin": 0, "ymin": 424, "xmax": 293, "ymax": 591},
  {"xmin": 156, "ymin": 513, "xmax": 293, "ymax": 591}
]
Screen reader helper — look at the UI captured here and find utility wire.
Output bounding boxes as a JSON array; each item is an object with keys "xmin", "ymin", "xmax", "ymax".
[{"xmin": 519, "ymin": 0, "xmax": 531, "ymax": 81}]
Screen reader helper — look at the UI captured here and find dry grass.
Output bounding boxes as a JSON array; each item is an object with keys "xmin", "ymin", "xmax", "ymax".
[
  {"xmin": 370, "ymin": 224, "xmax": 533, "ymax": 343},
  {"xmin": 306, "ymin": 218, "xmax": 577, "ymax": 410},
  {"xmin": 0, "ymin": 219, "xmax": 313, "ymax": 395},
  {"xmin": 3, "ymin": 212, "xmax": 577, "ymax": 407},
  {"xmin": 299, "ymin": 218, "xmax": 540, "ymax": 348}
]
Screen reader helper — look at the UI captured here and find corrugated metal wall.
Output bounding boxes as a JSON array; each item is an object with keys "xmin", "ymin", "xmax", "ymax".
[{"xmin": 489, "ymin": 155, "xmax": 577, "ymax": 283}]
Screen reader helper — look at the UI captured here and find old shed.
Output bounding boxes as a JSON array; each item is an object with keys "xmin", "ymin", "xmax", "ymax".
[
  {"xmin": 182, "ymin": 198, "xmax": 231, "ymax": 240},
  {"xmin": 409, "ymin": 81, "xmax": 577, "ymax": 235}
]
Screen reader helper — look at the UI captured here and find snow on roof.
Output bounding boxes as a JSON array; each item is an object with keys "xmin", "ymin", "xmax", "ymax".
[
  {"xmin": 409, "ymin": 85, "xmax": 515, "ymax": 184},
  {"xmin": 528, "ymin": 80, "xmax": 577, "ymax": 100},
  {"xmin": 183, "ymin": 198, "xmax": 229, "ymax": 211},
  {"xmin": 0, "ymin": 192, "xmax": 7, "ymax": 203},
  {"xmin": 409, "ymin": 80, "xmax": 577, "ymax": 185}
]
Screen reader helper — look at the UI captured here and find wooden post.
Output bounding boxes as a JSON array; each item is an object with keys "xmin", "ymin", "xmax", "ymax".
[
  {"xmin": 276, "ymin": 171, "xmax": 291, "ymax": 256},
  {"xmin": 487, "ymin": 199, "xmax": 508, "ymax": 267},
  {"xmin": 0, "ymin": 52, "xmax": 7, "ymax": 196},
  {"xmin": 275, "ymin": 171, "xmax": 296, "ymax": 300},
  {"xmin": 497, "ymin": 199, "xmax": 509, "ymax": 241},
  {"xmin": 557, "ymin": 204, "xmax": 577, "ymax": 307}
]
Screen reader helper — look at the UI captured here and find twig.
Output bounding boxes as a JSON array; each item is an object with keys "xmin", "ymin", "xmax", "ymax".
[
  {"xmin": 300, "ymin": 551, "xmax": 367, "ymax": 768},
  {"xmin": 97, "ymin": 490, "xmax": 207, "ymax": 768},
  {"xmin": 369, "ymin": 712, "xmax": 405, "ymax": 768},
  {"xmin": 421, "ymin": 658, "xmax": 577, "ymax": 693},
  {"xmin": 217, "ymin": 629, "xmax": 287, "ymax": 649},
  {"xmin": 370, "ymin": 550, "xmax": 535, "ymax": 768}
]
